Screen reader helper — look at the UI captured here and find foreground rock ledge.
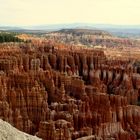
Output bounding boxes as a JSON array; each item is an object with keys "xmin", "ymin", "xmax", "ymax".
[{"xmin": 0, "ymin": 119, "xmax": 41, "ymax": 140}]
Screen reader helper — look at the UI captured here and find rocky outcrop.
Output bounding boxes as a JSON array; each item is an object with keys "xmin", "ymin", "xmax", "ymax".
[
  {"xmin": 0, "ymin": 119, "xmax": 41, "ymax": 140},
  {"xmin": 0, "ymin": 42, "xmax": 139, "ymax": 140}
]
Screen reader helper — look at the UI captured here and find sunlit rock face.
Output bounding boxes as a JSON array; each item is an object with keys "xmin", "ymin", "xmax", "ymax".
[{"xmin": 0, "ymin": 42, "xmax": 139, "ymax": 140}]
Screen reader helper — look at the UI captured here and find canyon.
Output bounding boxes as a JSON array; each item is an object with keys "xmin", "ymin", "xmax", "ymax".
[{"xmin": 0, "ymin": 37, "xmax": 140, "ymax": 140}]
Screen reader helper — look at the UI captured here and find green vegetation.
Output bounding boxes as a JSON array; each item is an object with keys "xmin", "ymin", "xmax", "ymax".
[{"xmin": 0, "ymin": 32, "xmax": 23, "ymax": 43}]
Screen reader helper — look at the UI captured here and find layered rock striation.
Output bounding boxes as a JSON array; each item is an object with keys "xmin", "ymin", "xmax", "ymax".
[{"xmin": 0, "ymin": 42, "xmax": 139, "ymax": 139}]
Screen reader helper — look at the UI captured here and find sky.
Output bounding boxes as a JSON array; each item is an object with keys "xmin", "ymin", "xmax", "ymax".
[{"xmin": 0, "ymin": 0, "xmax": 140, "ymax": 26}]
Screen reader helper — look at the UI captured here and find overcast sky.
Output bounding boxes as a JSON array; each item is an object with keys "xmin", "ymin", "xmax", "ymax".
[{"xmin": 0, "ymin": 0, "xmax": 140, "ymax": 26}]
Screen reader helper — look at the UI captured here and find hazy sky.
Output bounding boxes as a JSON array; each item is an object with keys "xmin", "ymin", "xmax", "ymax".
[{"xmin": 0, "ymin": 0, "xmax": 140, "ymax": 26}]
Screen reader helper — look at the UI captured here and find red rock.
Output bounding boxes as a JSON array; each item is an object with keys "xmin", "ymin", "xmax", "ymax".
[{"xmin": 0, "ymin": 42, "xmax": 139, "ymax": 139}]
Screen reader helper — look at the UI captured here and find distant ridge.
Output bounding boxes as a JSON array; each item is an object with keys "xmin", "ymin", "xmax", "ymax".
[
  {"xmin": 0, "ymin": 23, "xmax": 140, "ymax": 38},
  {"xmin": 1, "ymin": 23, "xmax": 140, "ymax": 31},
  {"xmin": 53, "ymin": 28, "xmax": 112, "ymax": 36},
  {"xmin": 0, "ymin": 26, "xmax": 23, "ymax": 31},
  {"xmin": 24, "ymin": 23, "xmax": 140, "ymax": 30}
]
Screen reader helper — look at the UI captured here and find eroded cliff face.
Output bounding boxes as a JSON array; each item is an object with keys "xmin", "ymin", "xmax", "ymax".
[{"xmin": 0, "ymin": 43, "xmax": 140, "ymax": 140}]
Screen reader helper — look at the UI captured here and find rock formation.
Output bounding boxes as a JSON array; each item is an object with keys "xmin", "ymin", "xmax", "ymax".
[
  {"xmin": 0, "ymin": 42, "xmax": 139, "ymax": 140},
  {"xmin": 0, "ymin": 119, "xmax": 41, "ymax": 140}
]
